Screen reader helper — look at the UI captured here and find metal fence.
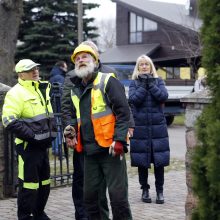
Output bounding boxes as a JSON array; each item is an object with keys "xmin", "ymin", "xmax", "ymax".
[
  {"xmin": 49, "ymin": 112, "xmax": 73, "ymax": 188},
  {"xmin": 49, "ymin": 83, "xmax": 74, "ymax": 187}
]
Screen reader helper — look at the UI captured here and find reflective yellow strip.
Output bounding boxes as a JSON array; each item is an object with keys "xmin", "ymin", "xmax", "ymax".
[
  {"xmin": 23, "ymin": 182, "xmax": 39, "ymax": 189},
  {"xmin": 15, "ymin": 138, "xmax": 24, "ymax": 145},
  {"xmin": 18, "ymin": 155, "xmax": 24, "ymax": 180},
  {"xmin": 93, "ymin": 72, "xmax": 102, "ymax": 85},
  {"xmin": 104, "ymin": 73, "xmax": 115, "ymax": 91},
  {"xmin": 15, "ymin": 140, "xmax": 28, "ymax": 149},
  {"xmin": 71, "ymin": 94, "xmax": 80, "ymax": 119},
  {"xmin": 42, "ymin": 179, "xmax": 50, "ymax": 186},
  {"xmin": 24, "ymin": 142, "xmax": 28, "ymax": 150}
]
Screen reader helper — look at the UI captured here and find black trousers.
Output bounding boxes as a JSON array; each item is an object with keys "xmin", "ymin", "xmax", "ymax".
[
  {"xmin": 16, "ymin": 144, "xmax": 50, "ymax": 220},
  {"xmin": 72, "ymin": 151, "xmax": 110, "ymax": 220},
  {"xmin": 138, "ymin": 166, "xmax": 164, "ymax": 193}
]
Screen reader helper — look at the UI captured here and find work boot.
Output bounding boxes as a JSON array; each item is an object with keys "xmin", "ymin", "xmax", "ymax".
[
  {"xmin": 142, "ymin": 188, "xmax": 152, "ymax": 203},
  {"xmin": 156, "ymin": 192, "xmax": 164, "ymax": 204},
  {"xmin": 33, "ymin": 212, "xmax": 51, "ymax": 220}
]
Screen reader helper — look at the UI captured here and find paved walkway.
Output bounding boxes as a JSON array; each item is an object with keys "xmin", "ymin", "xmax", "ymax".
[
  {"xmin": 0, "ymin": 125, "xmax": 187, "ymax": 219},
  {"xmin": 0, "ymin": 169, "xmax": 186, "ymax": 220}
]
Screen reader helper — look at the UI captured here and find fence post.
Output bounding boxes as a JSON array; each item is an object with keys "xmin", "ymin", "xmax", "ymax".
[{"xmin": 0, "ymin": 83, "xmax": 11, "ymax": 199}]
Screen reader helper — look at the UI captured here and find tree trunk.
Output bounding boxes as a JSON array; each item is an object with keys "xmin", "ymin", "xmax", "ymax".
[{"xmin": 0, "ymin": 0, "xmax": 23, "ymax": 86}]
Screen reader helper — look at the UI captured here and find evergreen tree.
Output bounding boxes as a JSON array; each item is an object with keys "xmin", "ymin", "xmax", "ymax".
[
  {"xmin": 16, "ymin": 0, "xmax": 99, "ymax": 78},
  {"xmin": 192, "ymin": 0, "xmax": 220, "ymax": 219}
]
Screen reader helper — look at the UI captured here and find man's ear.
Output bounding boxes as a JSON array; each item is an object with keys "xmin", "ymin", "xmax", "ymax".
[{"xmin": 18, "ymin": 72, "xmax": 24, "ymax": 79}]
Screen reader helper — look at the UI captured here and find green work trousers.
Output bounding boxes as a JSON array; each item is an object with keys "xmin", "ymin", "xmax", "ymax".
[{"xmin": 84, "ymin": 151, "xmax": 133, "ymax": 220}]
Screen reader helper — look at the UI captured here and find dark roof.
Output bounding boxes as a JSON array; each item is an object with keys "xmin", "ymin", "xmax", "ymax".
[
  {"xmin": 153, "ymin": 55, "xmax": 201, "ymax": 67},
  {"xmin": 100, "ymin": 44, "xmax": 160, "ymax": 64},
  {"xmin": 112, "ymin": 0, "xmax": 202, "ymax": 31}
]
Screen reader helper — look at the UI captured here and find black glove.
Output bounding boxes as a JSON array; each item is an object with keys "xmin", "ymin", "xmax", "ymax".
[
  {"xmin": 146, "ymin": 74, "xmax": 156, "ymax": 88},
  {"xmin": 138, "ymin": 74, "xmax": 149, "ymax": 88}
]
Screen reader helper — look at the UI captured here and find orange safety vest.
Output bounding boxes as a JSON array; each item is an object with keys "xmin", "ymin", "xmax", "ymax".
[{"xmin": 71, "ymin": 72, "xmax": 116, "ymax": 152}]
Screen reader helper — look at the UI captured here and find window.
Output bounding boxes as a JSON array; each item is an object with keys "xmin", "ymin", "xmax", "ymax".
[
  {"xmin": 166, "ymin": 67, "xmax": 180, "ymax": 79},
  {"xmin": 144, "ymin": 18, "xmax": 157, "ymax": 31},
  {"xmin": 136, "ymin": 32, "xmax": 142, "ymax": 43},
  {"xmin": 130, "ymin": 13, "xmax": 136, "ymax": 32},
  {"xmin": 129, "ymin": 12, "xmax": 158, "ymax": 44},
  {"xmin": 137, "ymin": 16, "xmax": 142, "ymax": 31}
]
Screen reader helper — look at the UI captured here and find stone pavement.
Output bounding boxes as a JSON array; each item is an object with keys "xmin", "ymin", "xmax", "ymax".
[
  {"xmin": 0, "ymin": 125, "xmax": 187, "ymax": 219},
  {"xmin": 0, "ymin": 169, "xmax": 186, "ymax": 220}
]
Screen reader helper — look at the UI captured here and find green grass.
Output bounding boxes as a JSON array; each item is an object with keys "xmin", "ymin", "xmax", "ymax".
[
  {"xmin": 173, "ymin": 114, "xmax": 185, "ymax": 126},
  {"xmin": 126, "ymin": 154, "xmax": 185, "ymax": 177}
]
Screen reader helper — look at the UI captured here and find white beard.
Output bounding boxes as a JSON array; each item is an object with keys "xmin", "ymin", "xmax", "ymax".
[{"xmin": 75, "ymin": 61, "xmax": 95, "ymax": 78}]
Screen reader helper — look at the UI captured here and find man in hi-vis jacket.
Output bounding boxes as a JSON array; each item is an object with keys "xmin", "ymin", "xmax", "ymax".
[
  {"xmin": 62, "ymin": 45, "xmax": 133, "ymax": 220},
  {"xmin": 2, "ymin": 59, "xmax": 57, "ymax": 220}
]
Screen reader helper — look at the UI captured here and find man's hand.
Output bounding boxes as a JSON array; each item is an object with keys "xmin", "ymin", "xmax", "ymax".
[
  {"xmin": 64, "ymin": 125, "xmax": 77, "ymax": 149},
  {"xmin": 64, "ymin": 125, "xmax": 76, "ymax": 137},
  {"xmin": 109, "ymin": 141, "xmax": 124, "ymax": 160},
  {"xmin": 65, "ymin": 136, "xmax": 78, "ymax": 149}
]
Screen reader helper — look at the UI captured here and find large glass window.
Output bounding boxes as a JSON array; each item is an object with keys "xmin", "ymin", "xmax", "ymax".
[
  {"xmin": 130, "ymin": 13, "xmax": 136, "ymax": 32},
  {"xmin": 130, "ymin": 33, "xmax": 136, "ymax": 43},
  {"xmin": 136, "ymin": 32, "xmax": 142, "ymax": 43},
  {"xmin": 129, "ymin": 12, "xmax": 158, "ymax": 44},
  {"xmin": 144, "ymin": 18, "xmax": 157, "ymax": 31},
  {"xmin": 137, "ymin": 16, "xmax": 143, "ymax": 31}
]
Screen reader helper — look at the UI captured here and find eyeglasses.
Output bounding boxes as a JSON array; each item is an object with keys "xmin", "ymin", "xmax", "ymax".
[
  {"xmin": 139, "ymin": 63, "xmax": 150, "ymax": 67},
  {"xmin": 24, "ymin": 66, "xmax": 39, "ymax": 73}
]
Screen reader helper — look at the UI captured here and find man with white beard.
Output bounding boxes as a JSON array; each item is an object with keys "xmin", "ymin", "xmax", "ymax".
[
  {"xmin": 62, "ymin": 42, "xmax": 112, "ymax": 220},
  {"xmin": 62, "ymin": 44, "xmax": 133, "ymax": 220}
]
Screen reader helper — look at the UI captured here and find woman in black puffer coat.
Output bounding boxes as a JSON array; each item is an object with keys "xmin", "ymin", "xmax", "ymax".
[{"xmin": 128, "ymin": 55, "xmax": 170, "ymax": 204}]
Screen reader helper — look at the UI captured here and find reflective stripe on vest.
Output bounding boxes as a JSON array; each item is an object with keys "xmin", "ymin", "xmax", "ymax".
[{"xmin": 71, "ymin": 72, "xmax": 116, "ymax": 152}]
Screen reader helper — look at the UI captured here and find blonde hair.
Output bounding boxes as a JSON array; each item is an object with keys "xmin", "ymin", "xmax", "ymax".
[{"xmin": 132, "ymin": 55, "xmax": 158, "ymax": 80}]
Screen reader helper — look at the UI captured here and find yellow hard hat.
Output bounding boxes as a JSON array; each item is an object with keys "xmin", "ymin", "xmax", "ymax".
[
  {"xmin": 15, "ymin": 59, "xmax": 40, "ymax": 73},
  {"xmin": 71, "ymin": 45, "xmax": 98, "ymax": 64}
]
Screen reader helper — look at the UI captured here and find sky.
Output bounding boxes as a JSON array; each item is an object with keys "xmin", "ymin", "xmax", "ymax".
[{"xmin": 83, "ymin": 0, "xmax": 188, "ymax": 21}]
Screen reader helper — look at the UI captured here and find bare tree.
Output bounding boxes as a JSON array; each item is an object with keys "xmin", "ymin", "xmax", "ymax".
[
  {"xmin": 96, "ymin": 18, "xmax": 116, "ymax": 52},
  {"xmin": 160, "ymin": 10, "xmax": 202, "ymax": 80},
  {"xmin": 172, "ymin": 2, "xmax": 202, "ymax": 79},
  {"xmin": 0, "ymin": 0, "xmax": 23, "ymax": 86},
  {"xmin": 172, "ymin": 28, "xmax": 202, "ymax": 79}
]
